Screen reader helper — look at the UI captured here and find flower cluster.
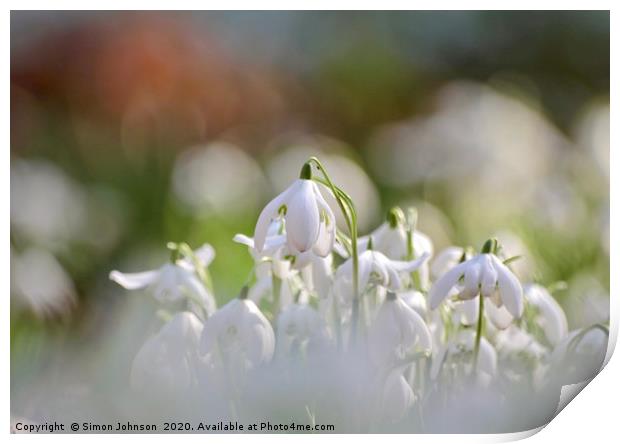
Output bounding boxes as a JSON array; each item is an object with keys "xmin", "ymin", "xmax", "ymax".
[{"xmin": 110, "ymin": 157, "xmax": 608, "ymax": 430}]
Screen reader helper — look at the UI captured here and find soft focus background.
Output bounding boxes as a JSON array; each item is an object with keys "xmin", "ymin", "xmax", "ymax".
[{"xmin": 11, "ymin": 11, "xmax": 609, "ymax": 423}]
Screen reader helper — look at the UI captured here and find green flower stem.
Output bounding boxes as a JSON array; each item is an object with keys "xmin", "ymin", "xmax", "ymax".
[
  {"xmin": 307, "ymin": 157, "xmax": 360, "ymax": 345},
  {"xmin": 473, "ymin": 238, "xmax": 497, "ymax": 375},
  {"xmin": 405, "ymin": 208, "xmax": 422, "ymax": 290},
  {"xmin": 271, "ymin": 273, "xmax": 282, "ymax": 319},
  {"xmin": 473, "ymin": 294, "xmax": 484, "ymax": 375}
]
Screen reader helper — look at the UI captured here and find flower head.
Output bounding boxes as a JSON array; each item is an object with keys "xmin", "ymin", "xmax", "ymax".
[
  {"xmin": 254, "ymin": 168, "xmax": 335, "ymax": 257},
  {"xmin": 276, "ymin": 303, "xmax": 332, "ymax": 356},
  {"xmin": 379, "ymin": 368, "xmax": 415, "ymax": 423},
  {"xmin": 131, "ymin": 311, "xmax": 204, "ymax": 393},
  {"xmin": 431, "ymin": 329, "xmax": 497, "ymax": 385},
  {"xmin": 368, "ymin": 292, "xmax": 432, "ymax": 367},
  {"xmin": 200, "ymin": 288, "xmax": 275, "ymax": 372},
  {"xmin": 429, "ymin": 240, "xmax": 523, "ymax": 318},
  {"xmin": 523, "ymin": 283, "xmax": 568, "ymax": 346},
  {"xmin": 337, "ymin": 249, "xmax": 430, "ymax": 294},
  {"xmin": 109, "ymin": 243, "xmax": 216, "ymax": 317}
]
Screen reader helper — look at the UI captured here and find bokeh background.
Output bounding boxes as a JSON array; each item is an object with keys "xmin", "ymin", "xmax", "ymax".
[{"xmin": 11, "ymin": 11, "xmax": 609, "ymax": 422}]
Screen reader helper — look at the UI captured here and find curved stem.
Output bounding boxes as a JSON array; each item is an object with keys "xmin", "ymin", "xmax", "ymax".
[{"xmin": 308, "ymin": 157, "xmax": 360, "ymax": 345}]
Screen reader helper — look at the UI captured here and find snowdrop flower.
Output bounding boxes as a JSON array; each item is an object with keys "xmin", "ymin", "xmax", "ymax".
[
  {"xmin": 337, "ymin": 249, "xmax": 430, "ymax": 295},
  {"xmin": 246, "ymin": 274, "xmax": 295, "ymax": 309},
  {"xmin": 431, "ymin": 330, "xmax": 497, "ymax": 385},
  {"xmin": 368, "ymin": 292, "xmax": 432, "ymax": 367},
  {"xmin": 11, "ymin": 247, "xmax": 77, "ymax": 319},
  {"xmin": 109, "ymin": 244, "xmax": 216, "ymax": 317},
  {"xmin": 494, "ymin": 325, "xmax": 548, "ymax": 360},
  {"xmin": 200, "ymin": 287, "xmax": 275, "ymax": 373},
  {"xmin": 299, "ymin": 253, "xmax": 333, "ymax": 299},
  {"xmin": 359, "ymin": 208, "xmax": 433, "ymax": 259},
  {"xmin": 276, "ymin": 303, "xmax": 331, "ymax": 356},
  {"xmin": 234, "ymin": 220, "xmax": 291, "ymax": 279},
  {"xmin": 550, "ymin": 325, "xmax": 608, "ymax": 384},
  {"xmin": 429, "ymin": 239, "xmax": 523, "ymax": 318},
  {"xmin": 254, "ymin": 164, "xmax": 335, "ymax": 257},
  {"xmin": 131, "ymin": 311, "xmax": 204, "ymax": 393},
  {"xmin": 379, "ymin": 368, "xmax": 415, "ymax": 423},
  {"xmin": 524, "ymin": 284, "xmax": 568, "ymax": 346}
]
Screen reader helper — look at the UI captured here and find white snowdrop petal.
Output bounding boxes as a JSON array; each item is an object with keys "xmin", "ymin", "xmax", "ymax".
[
  {"xmin": 457, "ymin": 298, "xmax": 479, "ymax": 326},
  {"xmin": 485, "ymin": 298, "xmax": 514, "ymax": 329},
  {"xmin": 492, "ymin": 256, "xmax": 524, "ymax": 318},
  {"xmin": 254, "ymin": 186, "xmax": 291, "ymax": 252},
  {"xmin": 381, "ymin": 370, "xmax": 415, "ymax": 422},
  {"xmin": 389, "ymin": 252, "xmax": 430, "ymax": 273},
  {"xmin": 524, "ymin": 284, "xmax": 568, "ymax": 345},
  {"xmin": 429, "ymin": 261, "xmax": 469, "ymax": 310},
  {"xmin": 413, "ymin": 231, "xmax": 434, "ymax": 256},
  {"xmin": 478, "ymin": 338, "xmax": 498, "ymax": 376},
  {"xmin": 286, "ymin": 181, "xmax": 321, "ymax": 253},
  {"xmin": 462, "ymin": 261, "xmax": 481, "ymax": 300},
  {"xmin": 233, "ymin": 233, "xmax": 255, "ymax": 248},
  {"xmin": 312, "ymin": 202, "xmax": 335, "ymax": 257},
  {"xmin": 109, "ymin": 269, "xmax": 159, "ymax": 290},
  {"xmin": 401, "ymin": 302, "xmax": 432, "ymax": 352},
  {"xmin": 193, "ymin": 244, "xmax": 216, "ymax": 267},
  {"xmin": 479, "ymin": 256, "xmax": 498, "ymax": 298}
]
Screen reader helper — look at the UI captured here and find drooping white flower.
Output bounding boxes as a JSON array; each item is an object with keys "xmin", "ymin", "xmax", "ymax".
[
  {"xmin": 429, "ymin": 249, "xmax": 523, "ymax": 319},
  {"xmin": 11, "ymin": 247, "xmax": 77, "ymax": 319},
  {"xmin": 550, "ymin": 325, "xmax": 608, "ymax": 384},
  {"xmin": 368, "ymin": 292, "xmax": 432, "ymax": 367},
  {"xmin": 358, "ymin": 220, "xmax": 433, "ymax": 290},
  {"xmin": 254, "ymin": 175, "xmax": 335, "ymax": 257},
  {"xmin": 299, "ymin": 253, "xmax": 333, "ymax": 299},
  {"xmin": 358, "ymin": 222, "xmax": 433, "ymax": 260},
  {"xmin": 234, "ymin": 221, "xmax": 290, "ymax": 280},
  {"xmin": 109, "ymin": 244, "xmax": 216, "ymax": 317},
  {"xmin": 523, "ymin": 284, "xmax": 569, "ymax": 346},
  {"xmin": 130, "ymin": 311, "xmax": 204, "ymax": 393},
  {"xmin": 430, "ymin": 329, "xmax": 497, "ymax": 385},
  {"xmin": 379, "ymin": 368, "xmax": 415, "ymax": 423},
  {"xmin": 200, "ymin": 290, "xmax": 275, "ymax": 374},
  {"xmin": 276, "ymin": 303, "xmax": 332, "ymax": 356},
  {"xmin": 493, "ymin": 325, "xmax": 548, "ymax": 360},
  {"xmin": 336, "ymin": 249, "xmax": 430, "ymax": 295}
]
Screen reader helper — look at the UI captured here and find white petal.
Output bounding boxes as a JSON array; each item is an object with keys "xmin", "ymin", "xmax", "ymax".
[
  {"xmin": 457, "ymin": 297, "xmax": 479, "ymax": 326},
  {"xmin": 461, "ymin": 259, "xmax": 481, "ymax": 300},
  {"xmin": 429, "ymin": 261, "xmax": 469, "ymax": 310},
  {"xmin": 109, "ymin": 269, "xmax": 159, "ymax": 290},
  {"xmin": 312, "ymin": 199, "xmax": 336, "ymax": 257},
  {"xmin": 286, "ymin": 180, "xmax": 320, "ymax": 253},
  {"xmin": 524, "ymin": 284, "xmax": 568, "ymax": 345},
  {"xmin": 388, "ymin": 252, "xmax": 430, "ymax": 273},
  {"xmin": 372, "ymin": 253, "xmax": 392, "ymax": 287},
  {"xmin": 485, "ymin": 297, "xmax": 514, "ymax": 329},
  {"xmin": 194, "ymin": 244, "xmax": 215, "ymax": 267},
  {"xmin": 492, "ymin": 256, "xmax": 524, "ymax": 318},
  {"xmin": 477, "ymin": 337, "xmax": 498, "ymax": 377},
  {"xmin": 381, "ymin": 370, "xmax": 415, "ymax": 422},
  {"xmin": 254, "ymin": 184, "xmax": 292, "ymax": 252},
  {"xmin": 400, "ymin": 301, "xmax": 432, "ymax": 352},
  {"xmin": 413, "ymin": 230, "xmax": 434, "ymax": 256},
  {"xmin": 233, "ymin": 233, "xmax": 255, "ymax": 248}
]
